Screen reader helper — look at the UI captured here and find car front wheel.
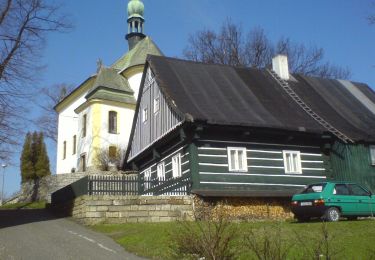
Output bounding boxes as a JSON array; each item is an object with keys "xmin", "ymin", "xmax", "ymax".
[{"xmin": 324, "ymin": 207, "xmax": 340, "ymax": 222}]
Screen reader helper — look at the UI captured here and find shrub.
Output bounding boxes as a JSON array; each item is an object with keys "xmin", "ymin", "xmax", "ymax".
[
  {"xmin": 94, "ymin": 146, "xmax": 125, "ymax": 171},
  {"xmin": 295, "ymin": 222, "xmax": 342, "ymax": 260},
  {"xmin": 244, "ymin": 223, "xmax": 293, "ymax": 260},
  {"xmin": 170, "ymin": 210, "xmax": 238, "ymax": 260}
]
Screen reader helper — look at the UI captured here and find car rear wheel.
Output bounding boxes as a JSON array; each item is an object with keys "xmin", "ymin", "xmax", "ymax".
[{"xmin": 324, "ymin": 207, "xmax": 340, "ymax": 222}]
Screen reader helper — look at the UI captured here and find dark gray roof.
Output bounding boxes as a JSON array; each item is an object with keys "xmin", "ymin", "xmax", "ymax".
[{"xmin": 147, "ymin": 55, "xmax": 375, "ymax": 142}]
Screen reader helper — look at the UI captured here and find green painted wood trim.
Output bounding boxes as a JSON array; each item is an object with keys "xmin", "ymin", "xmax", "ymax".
[
  {"xmin": 331, "ymin": 142, "xmax": 375, "ymax": 191},
  {"xmin": 189, "ymin": 142, "xmax": 200, "ymax": 190}
]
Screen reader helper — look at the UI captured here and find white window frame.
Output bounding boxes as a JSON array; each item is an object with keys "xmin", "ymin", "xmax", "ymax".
[
  {"xmin": 153, "ymin": 97, "xmax": 160, "ymax": 114},
  {"xmin": 142, "ymin": 106, "xmax": 148, "ymax": 123},
  {"xmin": 370, "ymin": 145, "xmax": 375, "ymax": 166},
  {"xmin": 227, "ymin": 147, "xmax": 248, "ymax": 172},
  {"xmin": 283, "ymin": 150, "xmax": 302, "ymax": 174},
  {"xmin": 172, "ymin": 153, "xmax": 182, "ymax": 178},
  {"xmin": 157, "ymin": 162, "xmax": 165, "ymax": 179}
]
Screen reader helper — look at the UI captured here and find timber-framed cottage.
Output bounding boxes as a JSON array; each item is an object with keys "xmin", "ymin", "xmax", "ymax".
[{"xmin": 124, "ymin": 55, "xmax": 375, "ymax": 197}]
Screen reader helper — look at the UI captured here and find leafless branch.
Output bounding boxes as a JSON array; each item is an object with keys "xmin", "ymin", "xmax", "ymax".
[
  {"xmin": 34, "ymin": 83, "xmax": 74, "ymax": 142},
  {"xmin": 0, "ymin": 0, "xmax": 72, "ymax": 159},
  {"xmin": 184, "ymin": 20, "xmax": 351, "ymax": 79}
]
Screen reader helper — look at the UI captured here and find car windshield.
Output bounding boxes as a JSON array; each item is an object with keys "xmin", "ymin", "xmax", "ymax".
[{"xmin": 300, "ymin": 183, "xmax": 326, "ymax": 194}]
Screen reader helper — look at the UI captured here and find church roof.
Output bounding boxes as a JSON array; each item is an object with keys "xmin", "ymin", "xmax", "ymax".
[
  {"xmin": 111, "ymin": 36, "xmax": 162, "ymax": 72},
  {"xmin": 146, "ymin": 55, "xmax": 375, "ymax": 142},
  {"xmin": 85, "ymin": 67, "xmax": 136, "ymax": 104}
]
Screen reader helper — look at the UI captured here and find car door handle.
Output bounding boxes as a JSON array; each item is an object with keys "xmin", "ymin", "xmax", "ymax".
[
  {"xmin": 337, "ymin": 199, "xmax": 341, "ymax": 202},
  {"xmin": 359, "ymin": 200, "xmax": 362, "ymax": 203}
]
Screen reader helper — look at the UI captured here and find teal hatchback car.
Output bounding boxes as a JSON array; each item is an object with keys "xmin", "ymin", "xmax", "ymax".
[{"xmin": 291, "ymin": 182, "xmax": 375, "ymax": 222}]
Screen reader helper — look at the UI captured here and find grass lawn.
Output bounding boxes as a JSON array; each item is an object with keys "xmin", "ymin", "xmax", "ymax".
[
  {"xmin": 0, "ymin": 201, "xmax": 46, "ymax": 210},
  {"xmin": 93, "ymin": 219, "xmax": 375, "ymax": 259}
]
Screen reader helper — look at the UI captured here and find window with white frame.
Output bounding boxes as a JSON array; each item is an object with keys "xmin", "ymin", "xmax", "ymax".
[
  {"xmin": 227, "ymin": 147, "xmax": 247, "ymax": 172},
  {"xmin": 157, "ymin": 162, "xmax": 165, "ymax": 179},
  {"xmin": 144, "ymin": 168, "xmax": 151, "ymax": 179},
  {"xmin": 172, "ymin": 153, "xmax": 181, "ymax": 177},
  {"xmin": 283, "ymin": 151, "xmax": 302, "ymax": 174},
  {"xmin": 142, "ymin": 107, "xmax": 148, "ymax": 123},
  {"xmin": 144, "ymin": 168, "xmax": 152, "ymax": 189},
  {"xmin": 154, "ymin": 97, "xmax": 160, "ymax": 114},
  {"xmin": 370, "ymin": 145, "xmax": 375, "ymax": 165}
]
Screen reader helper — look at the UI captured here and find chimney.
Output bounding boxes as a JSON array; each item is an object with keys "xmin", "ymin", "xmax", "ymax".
[{"xmin": 272, "ymin": 55, "xmax": 289, "ymax": 80}]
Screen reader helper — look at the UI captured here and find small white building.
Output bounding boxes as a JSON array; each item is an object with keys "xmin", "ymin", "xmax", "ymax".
[{"xmin": 55, "ymin": 0, "xmax": 162, "ymax": 174}]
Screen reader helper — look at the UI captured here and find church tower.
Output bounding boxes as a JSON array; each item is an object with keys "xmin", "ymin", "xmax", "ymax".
[
  {"xmin": 126, "ymin": 0, "xmax": 146, "ymax": 50},
  {"xmin": 55, "ymin": 0, "xmax": 162, "ymax": 174}
]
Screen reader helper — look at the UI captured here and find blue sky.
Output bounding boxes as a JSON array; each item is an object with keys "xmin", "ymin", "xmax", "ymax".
[{"xmin": 3, "ymin": 0, "xmax": 375, "ymax": 196}]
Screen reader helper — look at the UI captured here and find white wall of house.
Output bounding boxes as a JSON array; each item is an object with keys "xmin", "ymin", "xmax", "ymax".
[
  {"xmin": 128, "ymin": 72, "xmax": 143, "ymax": 100},
  {"xmin": 56, "ymin": 69, "xmax": 142, "ymax": 174},
  {"xmin": 96, "ymin": 103, "xmax": 135, "ymax": 159},
  {"xmin": 57, "ymin": 100, "xmax": 135, "ymax": 174},
  {"xmin": 56, "ymin": 92, "xmax": 88, "ymax": 174}
]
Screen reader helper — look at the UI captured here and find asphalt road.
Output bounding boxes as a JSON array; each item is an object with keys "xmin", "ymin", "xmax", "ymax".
[{"xmin": 0, "ymin": 209, "xmax": 146, "ymax": 260}]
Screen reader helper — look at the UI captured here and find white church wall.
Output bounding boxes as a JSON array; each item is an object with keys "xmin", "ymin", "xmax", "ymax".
[
  {"xmin": 128, "ymin": 72, "xmax": 143, "ymax": 100},
  {"xmin": 56, "ymin": 93, "xmax": 88, "ymax": 174},
  {"xmin": 98, "ymin": 104, "xmax": 135, "ymax": 152}
]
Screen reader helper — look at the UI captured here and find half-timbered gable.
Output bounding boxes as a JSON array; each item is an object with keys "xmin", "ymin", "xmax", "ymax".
[{"xmin": 128, "ymin": 67, "xmax": 184, "ymax": 160}]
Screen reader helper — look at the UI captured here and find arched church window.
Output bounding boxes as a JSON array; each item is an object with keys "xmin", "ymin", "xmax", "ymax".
[{"xmin": 108, "ymin": 111, "xmax": 117, "ymax": 134}]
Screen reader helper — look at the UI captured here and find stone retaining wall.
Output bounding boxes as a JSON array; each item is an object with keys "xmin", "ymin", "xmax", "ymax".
[
  {"xmin": 15, "ymin": 171, "xmax": 138, "ymax": 204},
  {"xmin": 19, "ymin": 173, "xmax": 88, "ymax": 203},
  {"xmin": 58, "ymin": 195, "xmax": 194, "ymax": 225}
]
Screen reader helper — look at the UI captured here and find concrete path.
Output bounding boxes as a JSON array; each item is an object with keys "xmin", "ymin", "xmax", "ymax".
[{"xmin": 0, "ymin": 209, "xmax": 146, "ymax": 260}]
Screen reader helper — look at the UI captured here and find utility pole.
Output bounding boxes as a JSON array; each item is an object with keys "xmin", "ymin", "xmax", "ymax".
[{"xmin": 1, "ymin": 164, "xmax": 7, "ymax": 205}]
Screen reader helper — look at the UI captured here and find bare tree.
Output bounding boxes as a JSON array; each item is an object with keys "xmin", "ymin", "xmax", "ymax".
[
  {"xmin": 36, "ymin": 83, "xmax": 74, "ymax": 142},
  {"xmin": 276, "ymin": 37, "xmax": 350, "ymax": 79},
  {"xmin": 369, "ymin": 1, "xmax": 375, "ymax": 24},
  {"xmin": 0, "ymin": 0, "xmax": 71, "ymax": 159},
  {"xmin": 243, "ymin": 26, "xmax": 274, "ymax": 68},
  {"xmin": 184, "ymin": 20, "xmax": 351, "ymax": 79}
]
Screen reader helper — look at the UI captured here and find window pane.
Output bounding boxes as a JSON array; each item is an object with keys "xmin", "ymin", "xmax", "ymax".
[
  {"xmin": 157, "ymin": 163, "xmax": 165, "ymax": 179},
  {"xmin": 154, "ymin": 97, "xmax": 160, "ymax": 113},
  {"xmin": 172, "ymin": 154, "xmax": 181, "ymax": 177},
  {"xmin": 83, "ymin": 114, "xmax": 87, "ymax": 137},
  {"xmin": 73, "ymin": 135, "xmax": 76, "ymax": 155},
  {"xmin": 143, "ymin": 107, "xmax": 148, "ymax": 123},
  {"xmin": 349, "ymin": 184, "xmax": 369, "ymax": 196},
  {"xmin": 285, "ymin": 153, "xmax": 291, "ymax": 172},
  {"xmin": 335, "ymin": 184, "xmax": 350, "ymax": 195},
  {"xmin": 284, "ymin": 151, "xmax": 301, "ymax": 174},
  {"xmin": 63, "ymin": 141, "xmax": 66, "ymax": 159},
  {"xmin": 370, "ymin": 145, "xmax": 375, "ymax": 165},
  {"xmin": 238, "ymin": 150, "xmax": 244, "ymax": 170},
  {"xmin": 108, "ymin": 111, "xmax": 117, "ymax": 133},
  {"xmin": 292, "ymin": 153, "xmax": 298, "ymax": 172},
  {"xmin": 230, "ymin": 150, "xmax": 236, "ymax": 170},
  {"xmin": 108, "ymin": 146, "xmax": 117, "ymax": 160},
  {"xmin": 301, "ymin": 183, "xmax": 326, "ymax": 194}
]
